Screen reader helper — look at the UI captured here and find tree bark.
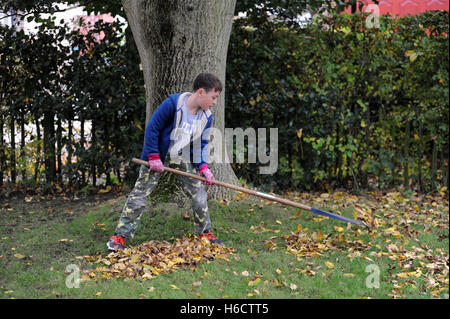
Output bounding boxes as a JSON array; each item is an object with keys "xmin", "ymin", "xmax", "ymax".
[
  {"xmin": 0, "ymin": 112, "xmax": 4, "ymax": 186},
  {"xmin": 10, "ymin": 115, "xmax": 16, "ymax": 184},
  {"xmin": 42, "ymin": 110, "xmax": 56, "ymax": 184},
  {"xmin": 20, "ymin": 111, "xmax": 26, "ymax": 182},
  {"xmin": 122, "ymin": 0, "xmax": 240, "ymax": 200},
  {"xmin": 56, "ymin": 115, "xmax": 62, "ymax": 184},
  {"xmin": 34, "ymin": 115, "xmax": 41, "ymax": 183}
]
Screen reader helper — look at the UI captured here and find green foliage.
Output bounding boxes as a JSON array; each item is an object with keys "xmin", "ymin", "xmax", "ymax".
[
  {"xmin": 0, "ymin": 18, "xmax": 145, "ymax": 190},
  {"xmin": 226, "ymin": 9, "xmax": 449, "ymax": 193},
  {"xmin": 1, "ymin": 4, "xmax": 448, "ymax": 194}
]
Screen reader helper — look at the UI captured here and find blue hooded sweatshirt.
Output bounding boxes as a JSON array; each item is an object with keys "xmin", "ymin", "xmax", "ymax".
[{"xmin": 139, "ymin": 92, "xmax": 213, "ymax": 170}]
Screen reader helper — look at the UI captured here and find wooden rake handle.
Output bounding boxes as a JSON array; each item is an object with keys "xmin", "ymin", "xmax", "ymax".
[
  {"xmin": 131, "ymin": 158, "xmax": 311, "ymax": 210},
  {"xmin": 130, "ymin": 158, "xmax": 367, "ymax": 227}
]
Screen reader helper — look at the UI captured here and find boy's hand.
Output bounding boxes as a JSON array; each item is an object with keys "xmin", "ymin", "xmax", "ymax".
[
  {"xmin": 199, "ymin": 164, "xmax": 214, "ymax": 185},
  {"xmin": 148, "ymin": 154, "xmax": 165, "ymax": 173}
]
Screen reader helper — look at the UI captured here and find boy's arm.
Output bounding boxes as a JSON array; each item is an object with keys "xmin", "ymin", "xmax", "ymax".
[
  {"xmin": 196, "ymin": 118, "xmax": 213, "ymax": 170},
  {"xmin": 143, "ymin": 97, "xmax": 175, "ymax": 158}
]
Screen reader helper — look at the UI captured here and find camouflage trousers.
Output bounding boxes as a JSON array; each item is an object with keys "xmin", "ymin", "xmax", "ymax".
[{"xmin": 114, "ymin": 160, "xmax": 211, "ymax": 238}]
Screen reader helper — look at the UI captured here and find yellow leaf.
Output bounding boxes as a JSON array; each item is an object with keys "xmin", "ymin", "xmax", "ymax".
[
  {"xmin": 169, "ymin": 284, "xmax": 179, "ymax": 290},
  {"xmin": 130, "ymin": 254, "xmax": 140, "ymax": 263},
  {"xmin": 248, "ymin": 277, "xmax": 261, "ymax": 286},
  {"xmin": 95, "ymin": 291, "xmax": 102, "ymax": 296},
  {"xmin": 276, "ymin": 220, "xmax": 282, "ymax": 225},
  {"xmin": 289, "ymin": 283, "xmax": 298, "ymax": 290},
  {"xmin": 241, "ymin": 270, "xmax": 249, "ymax": 276},
  {"xmin": 14, "ymin": 254, "xmax": 25, "ymax": 259},
  {"xmin": 276, "ymin": 268, "xmax": 282, "ymax": 275},
  {"xmin": 316, "ymin": 231, "xmax": 324, "ymax": 241},
  {"xmin": 344, "ymin": 273, "xmax": 355, "ymax": 277},
  {"xmin": 98, "ymin": 186, "xmax": 112, "ymax": 194},
  {"xmin": 171, "ymin": 257, "xmax": 185, "ymax": 264},
  {"xmin": 405, "ymin": 50, "xmax": 418, "ymax": 62},
  {"xmin": 297, "ymin": 128, "xmax": 303, "ymax": 139},
  {"xmin": 334, "ymin": 226, "xmax": 344, "ymax": 232},
  {"xmin": 325, "ymin": 261, "xmax": 334, "ymax": 269}
]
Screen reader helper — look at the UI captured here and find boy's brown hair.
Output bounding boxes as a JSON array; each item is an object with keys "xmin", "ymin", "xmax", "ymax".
[{"xmin": 193, "ymin": 73, "xmax": 222, "ymax": 93}]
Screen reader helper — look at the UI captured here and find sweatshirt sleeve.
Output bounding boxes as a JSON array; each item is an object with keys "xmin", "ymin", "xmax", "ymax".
[
  {"xmin": 195, "ymin": 115, "xmax": 213, "ymax": 170},
  {"xmin": 142, "ymin": 97, "xmax": 175, "ymax": 158}
]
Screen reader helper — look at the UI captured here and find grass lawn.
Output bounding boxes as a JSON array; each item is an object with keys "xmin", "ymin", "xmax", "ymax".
[{"xmin": 0, "ymin": 188, "xmax": 448, "ymax": 300}]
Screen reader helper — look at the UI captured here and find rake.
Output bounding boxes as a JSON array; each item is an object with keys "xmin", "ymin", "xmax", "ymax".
[{"xmin": 131, "ymin": 158, "xmax": 369, "ymax": 228}]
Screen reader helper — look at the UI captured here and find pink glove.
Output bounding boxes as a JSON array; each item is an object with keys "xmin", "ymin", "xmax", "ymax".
[
  {"xmin": 148, "ymin": 154, "xmax": 165, "ymax": 173},
  {"xmin": 199, "ymin": 164, "xmax": 214, "ymax": 185}
]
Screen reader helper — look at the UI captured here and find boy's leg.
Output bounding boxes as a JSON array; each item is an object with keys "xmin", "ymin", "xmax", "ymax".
[
  {"xmin": 114, "ymin": 165, "xmax": 162, "ymax": 238},
  {"xmin": 169, "ymin": 160, "xmax": 211, "ymax": 235}
]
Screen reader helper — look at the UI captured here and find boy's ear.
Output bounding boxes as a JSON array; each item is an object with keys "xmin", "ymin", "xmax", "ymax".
[{"xmin": 196, "ymin": 88, "xmax": 205, "ymax": 95}]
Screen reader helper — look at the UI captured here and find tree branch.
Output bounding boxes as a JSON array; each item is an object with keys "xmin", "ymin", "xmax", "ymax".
[{"xmin": 0, "ymin": 3, "xmax": 85, "ymax": 21}]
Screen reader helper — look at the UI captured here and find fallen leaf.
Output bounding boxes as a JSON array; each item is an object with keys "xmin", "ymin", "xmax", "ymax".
[
  {"xmin": 334, "ymin": 226, "xmax": 344, "ymax": 232},
  {"xmin": 289, "ymin": 283, "xmax": 298, "ymax": 290},
  {"xmin": 325, "ymin": 261, "xmax": 334, "ymax": 269},
  {"xmin": 248, "ymin": 277, "xmax": 261, "ymax": 286}
]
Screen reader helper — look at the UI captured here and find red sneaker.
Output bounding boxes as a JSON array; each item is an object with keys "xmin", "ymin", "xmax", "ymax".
[
  {"xmin": 107, "ymin": 235, "xmax": 126, "ymax": 251},
  {"xmin": 199, "ymin": 231, "xmax": 224, "ymax": 245}
]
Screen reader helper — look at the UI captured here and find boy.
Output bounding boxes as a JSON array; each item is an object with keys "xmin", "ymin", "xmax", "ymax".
[{"xmin": 107, "ymin": 73, "xmax": 223, "ymax": 251}]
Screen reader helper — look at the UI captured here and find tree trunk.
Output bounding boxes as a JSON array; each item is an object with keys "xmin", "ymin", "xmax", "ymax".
[
  {"xmin": 67, "ymin": 116, "xmax": 73, "ymax": 185},
  {"xmin": 79, "ymin": 112, "xmax": 86, "ymax": 186},
  {"xmin": 403, "ymin": 120, "xmax": 410, "ymax": 189},
  {"xmin": 417, "ymin": 116, "xmax": 423, "ymax": 192},
  {"xmin": 91, "ymin": 118, "xmax": 97, "ymax": 187},
  {"xmin": 122, "ymin": 0, "xmax": 240, "ymax": 200},
  {"xmin": 0, "ymin": 112, "xmax": 4, "ymax": 186},
  {"xmin": 10, "ymin": 115, "xmax": 16, "ymax": 184},
  {"xmin": 431, "ymin": 138, "xmax": 438, "ymax": 190},
  {"xmin": 56, "ymin": 116, "xmax": 62, "ymax": 184},
  {"xmin": 34, "ymin": 115, "xmax": 41, "ymax": 183},
  {"xmin": 20, "ymin": 111, "xmax": 26, "ymax": 182},
  {"xmin": 42, "ymin": 110, "xmax": 56, "ymax": 184}
]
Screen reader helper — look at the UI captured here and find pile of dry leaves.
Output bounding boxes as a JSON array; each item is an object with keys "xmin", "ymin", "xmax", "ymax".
[
  {"xmin": 284, "ymin": 224, "xmax": 372, "ymax": 259},
  {"xmin": 83, "ymin": 235, "xmax": 234, "ymax": 281}
]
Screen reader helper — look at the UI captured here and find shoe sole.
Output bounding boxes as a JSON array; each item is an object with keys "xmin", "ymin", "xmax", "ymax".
[{"xmin": 106, "ymin": 242, "xmax": 123, "ymax": 251}]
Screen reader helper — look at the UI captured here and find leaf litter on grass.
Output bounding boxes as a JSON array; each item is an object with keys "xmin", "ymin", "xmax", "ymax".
[
  {"xmin": 282, "ymin": 190, "xmax": 449, "ymax": 298},
  {"xmin": 82, "ymin": 235, "xmax": 234, "ymax": 281}
]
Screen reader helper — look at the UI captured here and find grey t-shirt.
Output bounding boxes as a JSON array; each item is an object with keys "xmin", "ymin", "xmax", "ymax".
[{"xmin": 168, "ymin": 96, "xmax": 202, "ymax": 162}]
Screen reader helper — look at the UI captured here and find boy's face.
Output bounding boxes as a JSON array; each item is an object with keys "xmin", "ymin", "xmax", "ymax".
[{"xmin": 197, "ymin": 88, "xmax": 220, "ymax": 111}]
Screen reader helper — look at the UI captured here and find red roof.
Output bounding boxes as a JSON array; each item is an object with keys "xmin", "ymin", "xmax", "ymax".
[{"xmin": 345, "ymin": 0, "xmax": 449, "ymax": 16}]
